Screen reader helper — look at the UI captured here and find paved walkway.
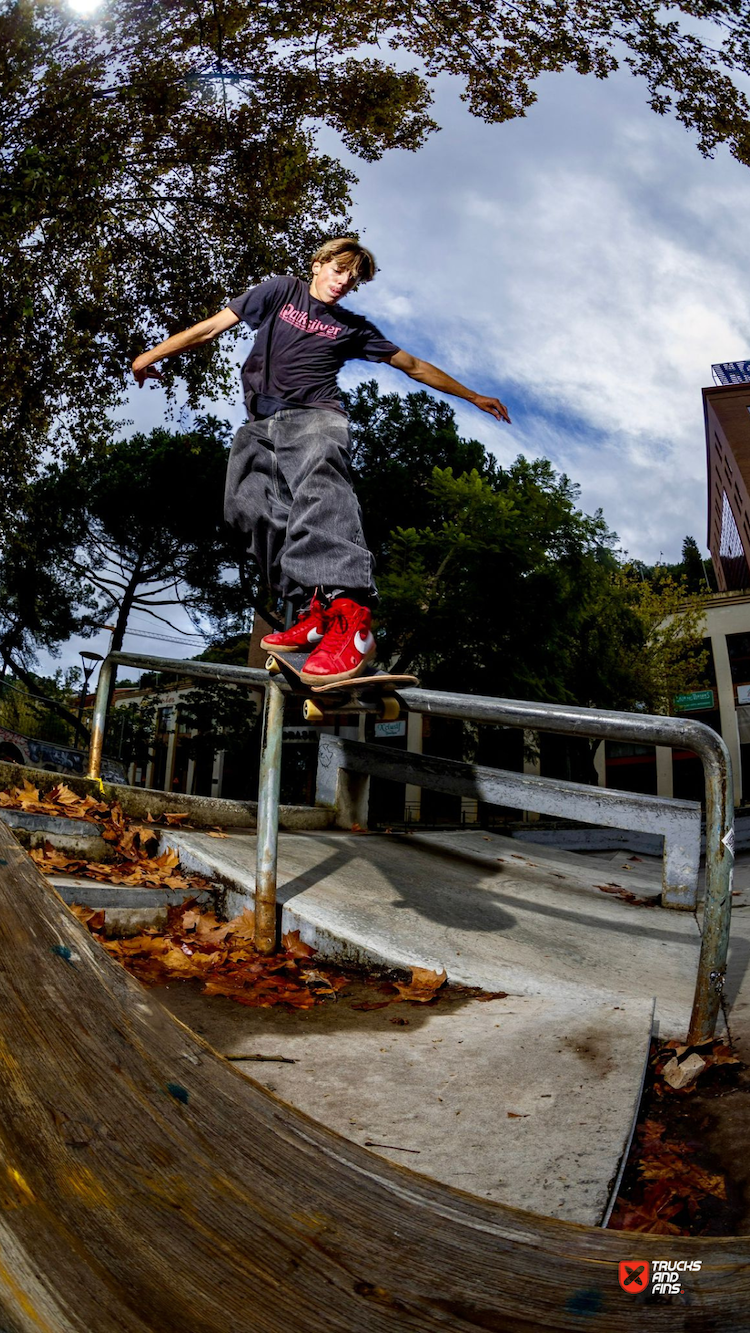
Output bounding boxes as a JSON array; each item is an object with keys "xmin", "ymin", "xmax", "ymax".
[{"xmin": 159, "ymin": 825, "xmax": 740, "ymax": 1226}]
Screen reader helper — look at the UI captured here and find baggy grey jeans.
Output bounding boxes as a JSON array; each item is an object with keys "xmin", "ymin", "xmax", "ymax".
[{"xmin": 224, "ymin": 407, "xmax": 376, "ymax": 603}]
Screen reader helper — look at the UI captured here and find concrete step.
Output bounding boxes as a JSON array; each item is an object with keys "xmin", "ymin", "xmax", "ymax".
[
  {"xmin": 48, "ymin": 874, "xmax": 214, "ymax": 910},
  {"xmin": 162, "ymin": 826, "xmax": 702, "ymax": 1035},
  {"xmin": 0, "ymin": 759, "xmax": 336, "ymax": 831}
]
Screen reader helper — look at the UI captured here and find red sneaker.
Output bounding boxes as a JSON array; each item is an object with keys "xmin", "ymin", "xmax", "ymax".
[
  {"xmin": 260, "ymin": 595, "xmax": 328, "ymax": 653},
  {"xmin": 300, "ymin": 598, "xmax": 376, "ymax": 683}
]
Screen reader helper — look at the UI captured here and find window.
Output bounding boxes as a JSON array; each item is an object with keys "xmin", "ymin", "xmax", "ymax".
[{"xmin": 719, "ymin": 491, "xmax": 750, "ymax": 589}]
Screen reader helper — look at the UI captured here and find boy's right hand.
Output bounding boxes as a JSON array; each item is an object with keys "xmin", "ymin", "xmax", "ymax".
[{"xmin": 132, "ymin": 357, "xmax": 162, "ymax": 388}]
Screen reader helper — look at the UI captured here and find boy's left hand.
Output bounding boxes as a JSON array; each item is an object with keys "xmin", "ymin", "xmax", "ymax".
[{"xmin": 474, "ymin": 395, "xmax": 511, "ymax": 423}]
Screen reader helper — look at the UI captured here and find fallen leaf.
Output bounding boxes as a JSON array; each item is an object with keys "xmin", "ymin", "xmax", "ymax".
[
  {"xmin": 227, "ymin": 910, "xmax": 256, "ymax": 945},
  {"xmin": 393, "ymin": 966, "xmax": 447, "ymax": 1003},
  {"xmin": 282, "ymin": 929, "xmax": 316, "ymax": 959},
  {"xmin": 596, "ymin": 883, "xmax": 659, "ymax": 908}
]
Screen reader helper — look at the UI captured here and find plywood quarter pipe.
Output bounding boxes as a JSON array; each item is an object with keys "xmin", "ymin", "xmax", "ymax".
[{"xmin": 0, "ymin": 819, "xmax": 747, "ymax": 1333}]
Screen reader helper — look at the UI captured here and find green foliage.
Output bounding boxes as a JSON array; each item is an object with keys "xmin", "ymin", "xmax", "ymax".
[
  {"xmin": 0, "ymin": 0, "xmax": 433, "ymax": 516},
  {"xmin": 107, "ymin": 696, "xmax": 163, "ymax": 770},
  {"xmin": 352, "ymin": 384, "xmax": 708, "ymax": 712},
  {"xmin": 378, "ymin": 455, "xmax": 623, "ymax": 702},
  {"xmin": 614, "ymin": 570, "xmax": 710, "ymax": 715},
  {"xmin": 4, "ymin": 0, "xmax": 750, "ymax": 521},
  {"xmin": 345, "ymin": 381, "xmax": 494, "ymax": 562},
  {"xmin": 0, "ymin": 672, "xmax": 81, "ymax": 746},
  {"xmin": 35, "ymin": 417, "xmax": 247, "ymax": 656},
  {"xmin": 176, "ymin": 682, "xmax": 259, "ymax": 768},
  {"xmin": 192, "ymin": 635, "xmax": 252, "ymax": 667},
  {"xmin": 0, "ymin": 472, "xmax": 94, "ymax": 675}
]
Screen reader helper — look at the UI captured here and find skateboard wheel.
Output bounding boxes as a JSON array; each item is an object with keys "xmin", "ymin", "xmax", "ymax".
[
  {"xmin": 303, "ymin": 699, "xmax": 326, "ymax": 723},
  {"xmin": 266, "ymin": 656, "xmax": 281, "ymax": 674},
  {"xmin": 379, "ymin": 697, "xmax": 400, "ymax": 722}
]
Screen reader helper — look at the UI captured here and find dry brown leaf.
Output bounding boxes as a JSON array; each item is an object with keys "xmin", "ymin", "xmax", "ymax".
[
  {"xmin": 68, "ymin": 903, "xmax": 105, "ymax": 932},
  {"xmin": 227, "ymin": 910, "xmax": 256, "ymax": 944},
  {"xmin": 195, "ymin": 914, "xmax": 234, "ymax": 946},
  {"xmin": 282, "ymin": 929, "xmax": 316, "ymax": 959},
  {"xmin": 207, "ymin": 830, "xmax": 228, "ymax": 839},
  {"xmin": 393, "ymin": 966, "xmax": 447, "ymax": 1003}
]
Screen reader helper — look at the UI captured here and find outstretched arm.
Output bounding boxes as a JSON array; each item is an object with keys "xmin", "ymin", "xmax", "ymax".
[
  {"xmin": 131, "ymin": 307, "xmax": 241, "ymax": 386},
  {"xmin": 388, "ymin": 349, "xmax": 510, "ymax": 423}
]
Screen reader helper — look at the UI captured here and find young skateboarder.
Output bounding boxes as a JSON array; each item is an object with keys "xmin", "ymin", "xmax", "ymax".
[{"xmin": 132, "ymin": 237, "xmax": 510, "ymax": 683}]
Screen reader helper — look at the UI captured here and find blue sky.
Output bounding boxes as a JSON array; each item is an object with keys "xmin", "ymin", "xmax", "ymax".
[{"xmin": 43, "ymin": 55, "xmax": 750, "ymax": 675}]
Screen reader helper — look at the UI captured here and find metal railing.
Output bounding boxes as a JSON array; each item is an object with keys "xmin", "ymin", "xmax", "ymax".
[
  {"xmin": 317, "ymin": 737, "xmax": 703, "ymax": 909},
  {"xmin": 87, "ymin": 653, "xmax": 734, "ymax": 1045},
  {"xmin": 86, "ymin": 650, "xmax": 281, "ymax": 954},
  {"xmin": 395, "ymin": 688, "xmax": 734, "ymax": 1046}
]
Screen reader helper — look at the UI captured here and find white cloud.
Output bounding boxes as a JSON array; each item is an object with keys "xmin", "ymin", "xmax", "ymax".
[{"xmin": 339, "ymin": 67, "xmax": 750, "ymax": 563}]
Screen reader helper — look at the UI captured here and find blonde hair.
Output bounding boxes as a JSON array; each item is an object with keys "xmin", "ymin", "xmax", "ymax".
[{"xmin": 310, "ymin": 237, "xmax": 377, "ymax": 284}]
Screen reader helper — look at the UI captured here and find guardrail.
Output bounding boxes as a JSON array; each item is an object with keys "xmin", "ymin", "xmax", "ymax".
[
  {"xmin": 87, "ymin": 653, "xmax": 734, "ymax": 1045},
  {"xmin": 317, "ymin": 738, "xmax": 703, "ymax": 909},
  {"xmin": 398, "ymin": 688, "xmax": 734, "ymax": 1046}
]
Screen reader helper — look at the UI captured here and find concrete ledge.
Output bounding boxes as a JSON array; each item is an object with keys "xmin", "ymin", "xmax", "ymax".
[
  {"xmin": 48, "ymin": 875, "xmax": 214, "ymax": 909},
  {"xmin": 0, "ymin": 760, "xmax": 333, "ymax": 832}
]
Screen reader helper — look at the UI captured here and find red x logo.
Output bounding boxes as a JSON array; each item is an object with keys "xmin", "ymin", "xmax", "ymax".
[{"xmin": 619, "ymin": 1260, "xmax": 650, "ymax": 1293}]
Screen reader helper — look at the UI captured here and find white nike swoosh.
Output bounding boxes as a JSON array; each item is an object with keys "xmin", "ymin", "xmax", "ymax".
[
  {"xmin": 354, "ymin": 630, "xmax": 375, "ymax": 655},
  {"xmin": 307, "ymin": 627, "xmax": 324, "ymax": 643}
]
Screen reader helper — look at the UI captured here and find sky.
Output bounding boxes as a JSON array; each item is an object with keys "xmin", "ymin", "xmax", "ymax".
[{"xmin": 43, "ymin": 50, "xmax": 750, "ymax": 678}]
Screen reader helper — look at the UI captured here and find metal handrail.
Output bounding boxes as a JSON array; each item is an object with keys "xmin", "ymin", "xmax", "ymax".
[
  {"xmin": 86, "ymin": 653, "xmax": 734, "ymax": 1044},
  {"xmin": 397, "ymin": 688, "xmax": 734, "ymax": 1046}
]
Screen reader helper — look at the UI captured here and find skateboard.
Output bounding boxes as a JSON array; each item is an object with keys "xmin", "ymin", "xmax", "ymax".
[{"xmin": 265, "ymin": 649, "xmax": 418, "ymax": 723}]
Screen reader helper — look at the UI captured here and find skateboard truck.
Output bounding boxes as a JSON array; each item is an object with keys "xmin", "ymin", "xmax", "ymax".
[
  {"xmin": 265, "ymin": 652, "xmax": 416, "ymax": 724},
  {"xmin": 302, "ymin": 694, "xmax": 402, "ymax": 724}
]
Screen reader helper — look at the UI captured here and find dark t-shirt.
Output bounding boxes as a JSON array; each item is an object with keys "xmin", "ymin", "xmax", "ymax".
[{"xmin": 228, "ymin": 276, "xmax": 400, "ymax": 417}]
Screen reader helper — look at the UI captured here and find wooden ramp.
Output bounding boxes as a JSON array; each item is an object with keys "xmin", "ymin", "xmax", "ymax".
[{"xmin": 0, "ymin": 819, "xmax": 748, "ymax": 1333}]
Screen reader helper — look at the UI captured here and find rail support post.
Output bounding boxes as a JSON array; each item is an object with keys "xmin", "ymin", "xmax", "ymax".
[
  {"xmin": 86, "ymin": 657, "xmax": 114, "ymax": 781},
  {"xmin": 255, "ymin": 677, "xmax": 285, "ymax": 954},
  {"xmin": 688, "ymin": 733, "xmax": 735, "ymax": 1045}
]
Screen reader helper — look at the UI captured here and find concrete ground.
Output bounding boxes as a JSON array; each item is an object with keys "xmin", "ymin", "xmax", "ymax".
[
  {"xmin": 166, "ymin": 827, "xmax": 704, "ymax": 1034},
  {"xmin": 48, "ymin": 822, "xmax": 750, "ymax": 1228},
  {"xmin": 157, "ymin": 978, "xmax": 652, "ymax": 1227},
  {"xmin": 155, "ymin": 825, "xmax": 728, "ymax": 1226}
]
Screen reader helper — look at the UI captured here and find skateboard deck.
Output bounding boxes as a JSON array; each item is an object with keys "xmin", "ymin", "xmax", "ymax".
[{"xmin": 265, "ymin": 649, "xmax": 417, "ymax": 696}]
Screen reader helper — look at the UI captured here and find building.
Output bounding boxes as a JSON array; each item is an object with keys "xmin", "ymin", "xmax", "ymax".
[{"xmin": 705, "ymin": 363, "xmax": 750, "ymax": 591}]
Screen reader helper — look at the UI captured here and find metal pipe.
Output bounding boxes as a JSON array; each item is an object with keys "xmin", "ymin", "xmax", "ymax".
[
  {"xmin": 86, "ymin": 657, "xmax": 114, "ymax": 780},
  {"xmin": 105, "ymin": 651, "xmax": 270, "ymax": 690},
  {"xmin": 688, "ymin": 730, "xmax": 734, "ymax": 1044},
  {"xmin": 254, "ymin": 676, "xmax": 285, "ymax": 955},
  {"xmin": 399, "ymin": 687, "xmax": 734, "ymax": 1044}
]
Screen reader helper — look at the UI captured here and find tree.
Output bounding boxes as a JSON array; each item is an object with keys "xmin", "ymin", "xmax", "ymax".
[
  {"xmin": 346, "ymin": 384, "xmax": 708, "ymax": 712},
  {"xmin": 5, "ymin": 2, "xmax": 750, "ymax": 523},
  {"xmin": 176, "ymin": 682, "xmax": 260, "ymax": 774},
  {"xmin": 46, "ymin": 417, "xmax": 247, "ymax": 658},
  {"xmin": 378, "ymin": 458, "xmax": 628, "ymax": 702},
  {"xmin": 344, "ymin": 380, "xmax": 494, "ymax": 562},
  {"xmin": 0, "ymin": 0, "xmax": 433, "ymax": 518}
]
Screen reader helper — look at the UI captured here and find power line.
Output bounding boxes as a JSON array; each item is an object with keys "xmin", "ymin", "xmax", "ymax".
[{"xmin": 120, "ymin": 627, "xmax": 207, "ymax": 646}]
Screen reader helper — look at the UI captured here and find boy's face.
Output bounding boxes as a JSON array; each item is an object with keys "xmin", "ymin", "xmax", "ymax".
[{"xmin": 310, "ymin": 258, "xmax": 359, "ymax": 305}]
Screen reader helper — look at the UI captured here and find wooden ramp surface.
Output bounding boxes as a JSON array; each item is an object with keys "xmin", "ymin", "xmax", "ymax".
[{"xmin": 0, "ymin": 820, "xmax": 748, "ymax": 1332}]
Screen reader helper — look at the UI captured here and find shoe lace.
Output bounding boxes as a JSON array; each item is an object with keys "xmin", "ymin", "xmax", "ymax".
[{"xmin": 321, "ymin": 609, "xmax": 349, "ymax": 650}]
